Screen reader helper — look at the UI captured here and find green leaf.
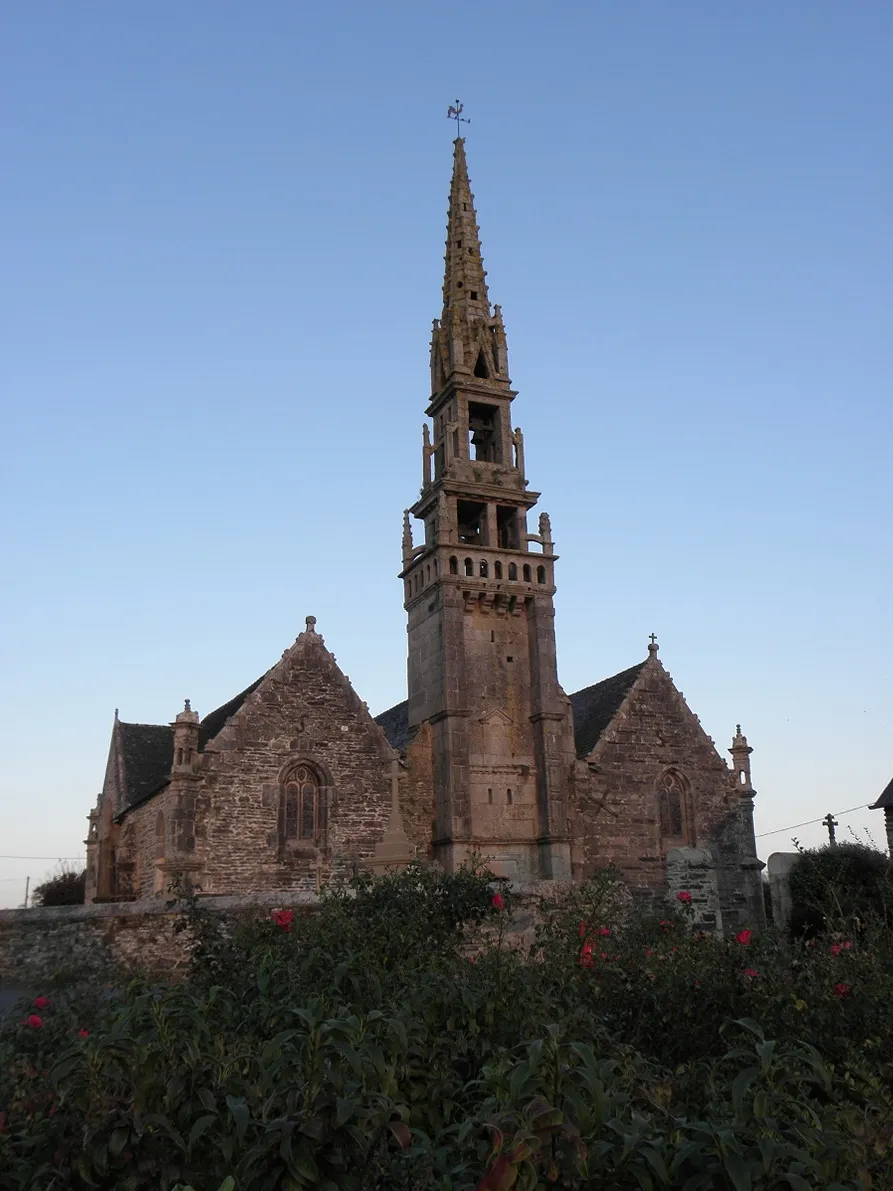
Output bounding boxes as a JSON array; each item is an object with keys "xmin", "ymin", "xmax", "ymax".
[
  {"xmin": 108, "ymin": 1127, "xmax": 129, "ymax": 1158},
  {"xmin": 723, "ymin": 1151, "xmax": 753, "ymax": 1191},
  {"xmin": 226, "ymin": 1094, "xmax": 250, "ymax": 1144},
  {"xmin": 187, "ymin": 1114, "xmax": 218, "ymax": 1153},
  {"xmin": 730, "ymin": 1066, "xmax": 759, "ymax": 1117},
  {"xmin": 336, "ymin": 1097, "xmax": 357, "ymax": 1127}
]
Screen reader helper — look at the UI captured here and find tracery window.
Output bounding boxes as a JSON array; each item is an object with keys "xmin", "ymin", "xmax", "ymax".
[
  {"xmin": 658, "ymin": 770, "xmax": 687, "ymax": 840},
  {"xmin": 281, "ymin": 764, "xmax": 323, "ymax": 843}
]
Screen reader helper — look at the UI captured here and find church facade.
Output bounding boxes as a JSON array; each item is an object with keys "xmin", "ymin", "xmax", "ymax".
[{"xmin": 85, "ymin": 139, "xmax": 765, "ymax": 933}]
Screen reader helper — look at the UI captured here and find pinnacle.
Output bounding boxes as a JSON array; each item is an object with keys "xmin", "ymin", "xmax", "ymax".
[{"xmin": 441, "ymin": 138, "xmax": 490, "ymax": 322}]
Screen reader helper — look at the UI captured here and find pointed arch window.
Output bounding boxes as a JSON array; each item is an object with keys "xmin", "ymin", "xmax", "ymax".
[
  {"xmin": 281, "ymin": 764, "xmax": 324, "ymax": 844},
  {"xmin": 658, "ymin": 770, "xmax": 690, "ymax": 843}
]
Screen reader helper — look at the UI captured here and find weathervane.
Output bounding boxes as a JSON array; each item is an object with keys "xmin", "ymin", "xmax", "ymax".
[{"xmin": 447, "ymin": 99, "xmax": 470, "ymax": 133}]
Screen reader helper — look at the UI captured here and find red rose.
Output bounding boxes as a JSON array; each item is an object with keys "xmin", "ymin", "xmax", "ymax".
[
  {"xmin": 578, "ymin": 920, "xmax": 588, "ymax": 938},
  {"xmin": 491, "ymin": 893, "xmax": 504, "ymax": 910},
  {"xmin": 24, "ymin": 1015, "xmax": 43, "ymax": 1029},
  {"xmin": 272, "ymin": 909, "xmax": 294, "ymax": 931},
  {"xmin": 676, "ymin": 891, "xmax": 692, "ymax": 904},
  {"xmin": 735, "ymin": 929, "xmax": 752, "ymax": 946},
  {"xmin": 78, "ymin": 1028, "xmax": 90, "ymax": 1039},
  {"xmin": 599, "ymin": 926, "xmax": 611, "ymax": 937},
  {"xmin": 33, "ymin": 996, "xmax": 50, "ymax": 1010},
  {"xmin": 833, "ymin": 982, "xmax": 852, "ymax": 999},
  {"xmin": 743, "ymin": 967, "xmax": 760, "ymax": 979},
  {"xmin": 842, "ymin": 940, "xmax": 852, "ymax": 950},
  {"xmin": 579, "ymin": 941, "xmax": 594, "ymax": 968}
]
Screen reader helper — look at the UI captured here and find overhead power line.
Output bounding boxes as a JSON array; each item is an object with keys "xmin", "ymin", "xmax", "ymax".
[
  {"xmin": 0, "ymin": 855, "xmax": 83, "ymax": 861},
  {"xmin": 756, "ymin": 804, "xmax": 870, "ymax": 840}
]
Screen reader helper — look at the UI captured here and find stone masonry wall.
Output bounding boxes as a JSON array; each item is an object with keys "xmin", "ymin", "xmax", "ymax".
[
  {"xmin": 194, "ymin": 627, "xmax": 396, "ymax": 894},
  {"xmin": 0, "ymin": 892, "xmax": 320, "ymax": 988},
  {"xmin": 573, "ymin": 658, "xmax": 763, "ymax": 929}
]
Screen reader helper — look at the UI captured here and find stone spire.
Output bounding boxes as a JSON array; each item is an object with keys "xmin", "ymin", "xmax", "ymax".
[
  {"xmin": 430, "ymin": 139, "xmax": 508, "ymax": 390},
  {"xmin": 442, "ymin": 138, "xmax": 490, "ymax": 322}
]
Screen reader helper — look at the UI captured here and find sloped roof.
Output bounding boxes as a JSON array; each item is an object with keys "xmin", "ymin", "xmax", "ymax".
[
  {"xmin": 374, "ymin": 661, "xmax": 647, "ymax": 760},
  {"xmin": 870, "ymin": 775, "xmax": 893, "ymax": 810},
  {"xmin": 198, "ymin": 674, "xmax": 267, "ymax": 747},
  {"xmin": 374, "ymin": 699, "xmax": 412, "ymax": 754},
  {"xmin": 568, "ymin": 663, "xmax": 646, "ymax": 759},
  {"xmin": 117, "ymin": 674, "xmax": 268, "ymax": 812},
  {"xmin": 118, "ymin": 722, "xmax": 173, "ymax": 807}
]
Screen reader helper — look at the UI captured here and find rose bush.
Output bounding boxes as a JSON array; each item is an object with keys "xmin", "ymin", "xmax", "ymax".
[{"xmin": 1, "ymin": 862, "xmax": 891, "ymax": 1189}]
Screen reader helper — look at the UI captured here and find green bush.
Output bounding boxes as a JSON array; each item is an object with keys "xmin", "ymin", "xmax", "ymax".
[
  {"xmin": 788, "ymin": 842, "xmax": 893, "ymax": 939},
  {"xmin": 30, "ymin": 864, "xmax": 86, "ymax": 907},
  {"xmin": 2, "ymin": 862, "xmax": 892, "ymax": 1190}
]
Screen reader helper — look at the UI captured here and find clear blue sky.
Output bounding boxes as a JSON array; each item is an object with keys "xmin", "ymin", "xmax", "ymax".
[{"xmin": 2, "ymin": 2, "xmax": 891, "ymax": 906}]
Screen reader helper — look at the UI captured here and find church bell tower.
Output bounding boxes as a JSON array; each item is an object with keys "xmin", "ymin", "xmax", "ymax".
[{"xmin": 400, "ymin": 138, "xmax": 574, "ymax": 880}]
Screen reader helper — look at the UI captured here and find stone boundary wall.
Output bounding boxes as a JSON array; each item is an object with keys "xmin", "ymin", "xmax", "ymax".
[
  {"xmin": 0, "ymin": 891, "xmax": 321, "ymax": 987},
  {"xmin": 0, "ymin": 874, "xmax": 731, "ymax": 990}
]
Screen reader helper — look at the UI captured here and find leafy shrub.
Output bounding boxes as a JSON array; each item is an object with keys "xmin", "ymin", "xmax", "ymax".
[
  {"xmin": 1, "ymin": 862, "xmax": 892, "ymax": 1189},
  {"xmin": 30, "ymin": 863, "xmax": 86, "ymax": 907},
  {"xmin": 789, "ymin": 842, "xmax": 893, "ymax": 938}
]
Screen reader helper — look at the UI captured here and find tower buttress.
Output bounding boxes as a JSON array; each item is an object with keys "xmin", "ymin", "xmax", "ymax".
[{"xmin": 401, "ymin": 138, "xmax": 574, "ymax": 882}]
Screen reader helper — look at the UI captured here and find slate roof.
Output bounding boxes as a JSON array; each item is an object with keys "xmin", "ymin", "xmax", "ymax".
[
  {"xmin": 117, "ymin": 673, "xmax": 268, "ymax": 812},
  {"xmin": 198, "ymin": 674, "xmax": 267, "ymax": 747},
  {"xmin": 118, "ymin": 722, "xmax": 174, "ymax": 807},
  {"xmin": 870, "ymin": 775, "xmax": 893, "ymax": 810},
  {"xmin": 569, "ymin": 663, "xmax": 646, "ymax": 759},
  {"xmin": 373, "ymin": 661, "xmax": 646, "ymax": 760},
  {"xmin": 374, "ymin": 699, "xmax": 412, "ymax": 754}
]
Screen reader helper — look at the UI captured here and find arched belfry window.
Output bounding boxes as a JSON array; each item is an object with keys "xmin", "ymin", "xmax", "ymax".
[
  {"xmin": 658, "ymin": 770, "xmax": 690, "ymax": 843},
  {"xmin": 281, "ymin": 764, "xmax": 324, "ymax": 845}
]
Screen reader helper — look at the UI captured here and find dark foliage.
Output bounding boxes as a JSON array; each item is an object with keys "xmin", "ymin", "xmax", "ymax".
[
  {"xmin": 30, "ymin": 865, "xmax": 86, "ymax": 907},
  {"xmin": 2, "ymin": 862, "xmax": 892, "ymax": 1190},
  {"xmin": 789, "ymin": 842, "xmax": 892, "ymax": 939}
]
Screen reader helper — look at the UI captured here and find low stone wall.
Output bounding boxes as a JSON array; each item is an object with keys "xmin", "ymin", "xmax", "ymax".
[
  {"xmin": 0, "ymin": 873, "xmax": 737, "ymax": 991},
  {"xmin": 0, "ymin": 891, "xmax": 320, "ymax": 988}
]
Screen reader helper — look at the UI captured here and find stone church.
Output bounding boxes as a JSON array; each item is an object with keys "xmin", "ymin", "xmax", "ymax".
[{"xmin": 85, "ymin": 139, "xmax": 765, "ymax": 932}]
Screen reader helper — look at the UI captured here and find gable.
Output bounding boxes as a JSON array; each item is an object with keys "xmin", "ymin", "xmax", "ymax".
[
  {"xmin": 570, "ymin": 664, "xmax": 645, "ymax": 759},
  {"xmin": 204, "ymin": 626, "xmax": 394, "ymax": 761},
  {"xmin": 587, "ymin": 660, "xmax": 728, "ymax": 774}
]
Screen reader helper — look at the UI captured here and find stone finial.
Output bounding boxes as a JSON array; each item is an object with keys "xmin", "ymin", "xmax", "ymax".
[
  {"xmin": 175, "ymin": 699, "xmax": 199, "ymax": 725},
  {"xmin": 305, "ymin": 615, "xmax": 317, "ymax": 634},
  {"xmin": 114, "ymin": 708, "xmax": 119, "ymax": 720},
  {"xmin": 647, "ymin": 633, "xmax": 659, "ymax": 657},
  {"xmin": 402, "ymin": 510, "xmax": 413, "ymax": 564}
]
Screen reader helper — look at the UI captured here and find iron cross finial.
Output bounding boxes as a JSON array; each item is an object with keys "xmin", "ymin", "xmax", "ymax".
[
  {"xmin": 649, "ymin": 633, "xmax": 658, "ymax": 646},
  {"xmin": 447, "ymin": 99, "xmax": 470, "ymax": 133}
]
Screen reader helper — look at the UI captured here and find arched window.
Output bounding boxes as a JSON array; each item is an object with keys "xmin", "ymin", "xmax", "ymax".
[
  {"xmin": 281, "ymin": 765, "xmax": 323, "ymax": 844},
  {"xmin": 658, "ymin": 771, "xmax": 688, "ymax": 841},
  {"xmin": 449, "ymin": 556, "xmax": 458, "ymax": 575},
  {"xmin": 536, "ymin": 565, "xmax": 546, "ymax": 584},
  {"xmin": 508, "ymin": 563, "xmax": 518, "ymax": 581},
  {"xmin": 479, "ymin": 559, "xmax": 488, "ymax": 578},
  {"xmin": 464, "ymin": 558, "xmax": 474, "ymax": 576},
  {"xmin": 494, "ymin": 561, "xmax": 503, "ymax": 579},
  {"xmin": 522, "ymin": 564, "xmax": 532, "ymax": 583}
]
